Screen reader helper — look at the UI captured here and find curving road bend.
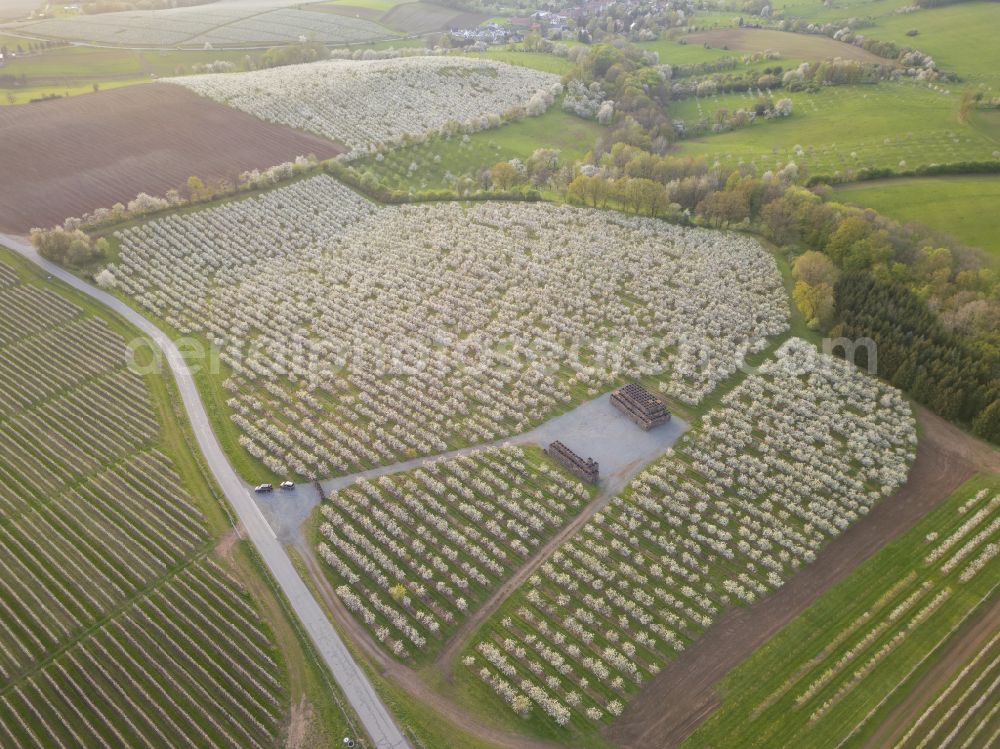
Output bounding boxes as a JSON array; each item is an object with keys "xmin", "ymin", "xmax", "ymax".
[{"xmin": 1, "ymin": 235, "xmax": 411, "ymax": 749}]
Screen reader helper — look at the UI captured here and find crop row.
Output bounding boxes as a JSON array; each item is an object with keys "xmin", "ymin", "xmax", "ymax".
[
  {"xmin": 895, "ymin": 631, "xmax": 1000, "ymax": 749},
  {"xmin": 0, "ymin": 264, "xmax": 17, "ymax": 288},
  {"xmin": 0, "ymin": 317, "xmax": 128, "ymax": 417},
  {"xmin": 184, "ymin": 9, "xmax": 389, "ymax": 48},
  {"xmin": 0, "ymin": 561, "xmax": 283, "ymax": 749},
  {"xmin": 0, "ymin": 450, "xmax": 208, "ymax": 680},
  {"xmin": 740, "ymin": 484, "xmax": 1000, "ymax": 746},
  {"xmin": 0, "ymin": 285, "xmax": 80, "ymax": 347},
  {"xmin": 0, "ymin": 260, "xmax": 285, "ymax": 746},
  {"xmin": 13, "ymin": 6, "xmax": 388, "ymax": 47},
  {"xmin": 0, "ymin": 369, "xmax": 158, "ymax": 515}
]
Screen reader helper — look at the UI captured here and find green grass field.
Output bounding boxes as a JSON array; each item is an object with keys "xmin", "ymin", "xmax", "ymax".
[
  {"xmin": 682, "ymin": 27, "xmax": 887, "ymax": 64},
  {"xmin": 0, "ymin": 30, "xmax": 423, "ymax": 105},
  {"xmin": 683, "ymin": 473, "xmax": 1000, "ymax": 749},
  {"xmin": 672, "ymin": 81, "xmax": 998, "ymax": 178},
  {"xmin": 1, "ymin": 76, "xmax": 148, "ymax": 103},
  {"xmin": 764, "ymin": 0, "xmax": 1000, "ymax": 86},
  {"xmin": 358, "ymin": 106, "xmax": 604, "ymax": 193},
  {"xmin": 851, "ymin": 1, "xmax": 1000, "ymax": 86},
  {"xmin": 1, "ymin": 44, "xmax": 255, "ymax": 78},
  {"xmin": 684, "ymin": 10, "xmax": 748, "ymax": 29},
  {"xmin": 0, "ymin": 43, "xmax": 259, "ymax": 104},
  {"xmin": 835, "ymin": 175, "xmax": 1000, "ymax": 258},
  {"xmin": 636, "ymin": 37, "xmax": 738, "ymax": 66},
  {"xmin": 776, "ymin": 0, "xmax": 902, "ymax": 24}
]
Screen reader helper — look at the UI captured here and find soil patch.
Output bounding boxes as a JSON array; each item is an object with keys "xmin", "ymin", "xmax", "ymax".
[
  {"xmin": 285, "ymin": 695, "xmax": 316, "ymax": 749},
  {"xmin": 0, "ymin": 84, "xmax": 343, "ymax": 233}
]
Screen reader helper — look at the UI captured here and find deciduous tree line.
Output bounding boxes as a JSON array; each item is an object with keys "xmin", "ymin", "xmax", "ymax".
[{"xmin": 564, "ymin": 144, "xmax": 1000, "ymax": 443}]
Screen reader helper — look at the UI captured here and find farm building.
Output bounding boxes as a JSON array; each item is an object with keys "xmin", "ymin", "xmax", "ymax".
[
  {"xmin": 546, "ymin": 440, "xmax": 599, "ymax": 484},
  {"xmin": 611, "ymin": 382, "xmax": 671, "ymax": 431}
]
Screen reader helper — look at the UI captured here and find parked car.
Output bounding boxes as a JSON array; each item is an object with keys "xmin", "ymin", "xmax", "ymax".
[
  {"xmin": 280, "ymin": 481, "xmax": 294, "ymax": 490},
  {"xmin": 254, "ymin": 483, "xmax": 273, "ymax": 493}
]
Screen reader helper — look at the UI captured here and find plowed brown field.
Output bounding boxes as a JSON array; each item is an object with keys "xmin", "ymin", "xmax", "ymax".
[
  {"xmin": 683, "ymin": 28, "xmax": 892, "ymax": 65},
  {"xmin": 0, "ymin": 84, "xmax": 343, "ymax": 233}
]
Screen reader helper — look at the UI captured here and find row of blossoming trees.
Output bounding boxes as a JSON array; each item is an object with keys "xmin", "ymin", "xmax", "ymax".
[
  {"xmin": 462, "ymin": 339, "xmax": 916, "ymax": 727},
  {"xmin": 106, "ymin": 175, "xmax": 789, "ymax": 480},
  {"xmin": 318, "ymin": 446, "xmax": 593, "ymax": 661},
  {"xmin": 0, "ymin": 260, "xmax": 285, "ymax": 747},
  {"xmin": 169, "ymin": 57, "xmax": 562, "ymax": 158}
]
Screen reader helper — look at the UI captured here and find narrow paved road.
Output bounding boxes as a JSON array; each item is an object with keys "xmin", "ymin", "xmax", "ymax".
[{"xmin": 1, "ymin": 235, "xmax": 411, "ymax": 749}]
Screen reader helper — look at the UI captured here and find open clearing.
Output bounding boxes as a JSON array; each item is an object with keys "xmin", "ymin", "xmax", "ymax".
[
  {"xmin": 835, "ymin": 176, "xmax": 1000, "ymax": 259},
  {"xmin": 851, "ymin": 1, "xmax": 1000, "ymax": 86},
  {"xmin": 610, "ymin": 408, "xmax": 1000, "ymax": 749},
  {"xmin": 635, "ymin": 38, "xmax": 738, "ymax": 66},
  {"xmin": 358, "ymin": 106, "xmax": 604, "ymax": 193},
  {"xmin": 681, "ymin": 28, "xmax": 890, "ymax": 65},
  {"xmin": 672, "ymin": 83, "xmax": 997, "ymax": 178},
  {"xmin": 0, "ymin": 84, "xmax": 342, "ymax": 233}
]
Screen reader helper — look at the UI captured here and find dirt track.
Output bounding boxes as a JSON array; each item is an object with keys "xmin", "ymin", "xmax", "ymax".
[
  {"xmin": 298, "ymin": 547, "xmax": 566, "ymax": 749},
  {"xmin": 0, "ymin": 84, "xmax": 342, "ymax": 232},
  {"xmin": 607, "ymin": 406, "xmax": 1000, "ymax": 749},
  {"xmin": 432, "ymin": 486, "xmax": 617, "ymax": 677}
]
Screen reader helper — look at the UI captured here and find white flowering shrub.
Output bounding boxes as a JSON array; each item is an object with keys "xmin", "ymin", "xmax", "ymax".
[
  {"xmin": 318, "ymin": 445, "xmax": 592, "ymax": 659},
  {"xmin": 168, "ymin": 57, "xmax": 560, "ymax": 157},
  {"xmin": 108, "ymin": 175, "xmax": 788, "ymax": 478},
  {"xmin": 465, "ymin": 339, "xmax": 916, "ymax": 725}
]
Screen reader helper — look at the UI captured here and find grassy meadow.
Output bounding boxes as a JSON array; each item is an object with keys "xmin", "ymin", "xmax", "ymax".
[
  {"xmin": 635, "ymin": 37, "xmax": 738, "ymax": 66},
  {"xmin": 846, "ymin": 1, "xmax": 1000, "ymax": 86},
  {"xmin": 316, "ymin": 0, "xmax": 412, "ymax": 13},
  {"xmin": 681, "ymin": 27, "xmax": 886, "ymax": 63},
  {"xmin": 357, "ymin": 106, "xmax": 605, "ymax": 193},
  {"xmin": 0, "ymin": 43, "xmax": 255, "ymax": 104},
  {"xmin": 459, "ymin": 48, "xmax": 576, "ymax": 75},
  {"xmin": 672, "ymin": 82, "xmax": 996, "ymax": 178},
  {"xmin": 835, "ymin": 176, "xmax": 1000, "ymax": 258}
]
